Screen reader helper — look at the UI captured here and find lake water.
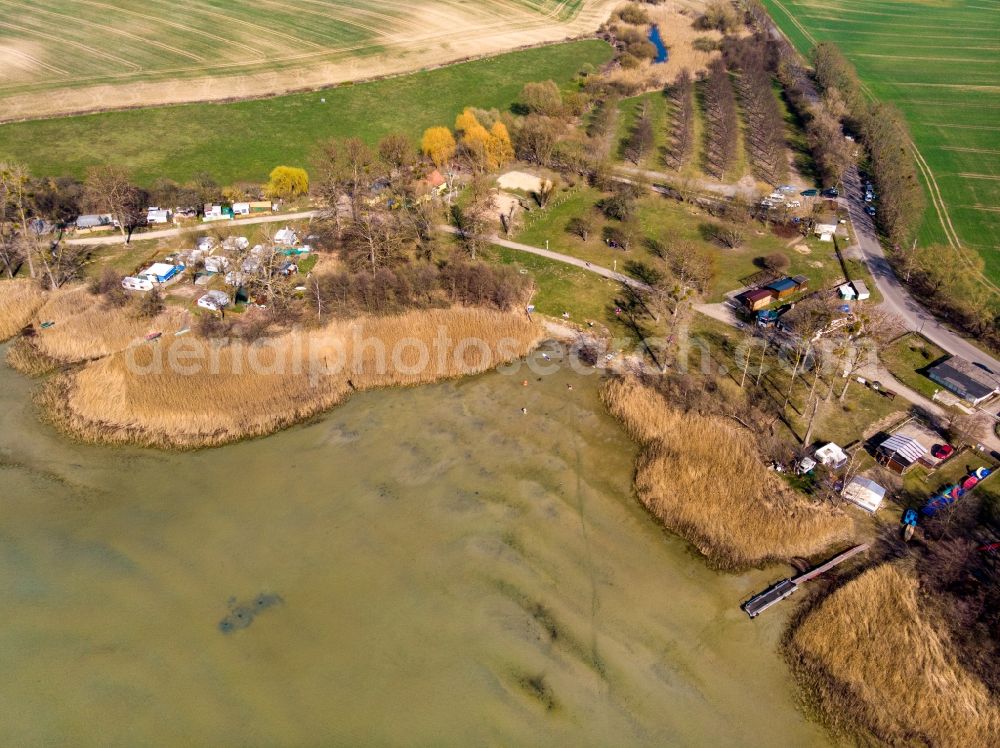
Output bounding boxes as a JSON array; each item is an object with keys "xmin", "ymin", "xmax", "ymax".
[{"xmin": 0, "ymin": 343, "xmax": 832, "ymax": 745}]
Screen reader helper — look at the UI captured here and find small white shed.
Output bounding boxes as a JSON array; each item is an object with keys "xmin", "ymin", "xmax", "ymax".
[{"xmin": 838, "ymin": 283, "xmax": 857, "ymax": 300}]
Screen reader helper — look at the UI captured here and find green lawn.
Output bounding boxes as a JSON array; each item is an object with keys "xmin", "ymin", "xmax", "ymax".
[
  {"xmin": 880, "ymin": 332, "xmax": 948, "ymax": 400},
  {"xmin": 904, "ymin": 451, "xmax": 996, "ymax": 499},
  {"xmin": 615, "ymin": 91, "xmax": 672, "ymax": 170},
  {"xmin": 686, "ymin": 312, "xmax": 906, "ymax": 447},
  {"xmin": 762, "ymin": 0, "xmax": 1000, "ymax": 282},
  {"xmin": 513, "ymin": 184, "xmax": 864, "ymax": 301},
  {"xmin": 0, "ymin": 40, "xmax": 612, "ymax": 185},
  {"xmin": 489, "ymin": 245, "xmax": 640, "ymax": 340}
]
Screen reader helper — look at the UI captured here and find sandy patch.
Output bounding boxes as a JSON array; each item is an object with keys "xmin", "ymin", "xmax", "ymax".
[
  {"xmin": 497, "ymin": 171, "xmax": 544, "ymax": 193},
  {"xmin": 794, "ymin": 244, "xmax": 811, "ymax": 254},
  {"xmin": 495, "ymin": 191, "xmax": 526, "ymax": 217}
]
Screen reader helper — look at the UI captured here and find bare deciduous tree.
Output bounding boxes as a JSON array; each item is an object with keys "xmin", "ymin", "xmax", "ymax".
[{"xmin": 83, "ymin": 165, "xmax": 145, "ymax": 241}]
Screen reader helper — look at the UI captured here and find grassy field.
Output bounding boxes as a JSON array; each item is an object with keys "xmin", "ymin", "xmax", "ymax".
[
  {"xmin": 0, "ymin": 0, "xmax": 612, "ymax": 121},
  {"xmin": 0, "ymin": 40, "xmax": 613, "ymax": 185},
  {"xmin": 880, "ymin": 332, "xmax": 948, "ymax": 400},
  {"xmin": 762, "ymin": 0, "xmax": 1000, "ymax": 282},
  {"xmin": 490, "ymin": 245, "xmax": 639, "ymax": 339},
  {"xmin": 514, "ymin": 185, "xmax": 865, "ymax": 301}
]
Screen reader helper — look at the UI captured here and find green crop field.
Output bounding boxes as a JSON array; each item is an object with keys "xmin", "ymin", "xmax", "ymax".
[
  {"xmin": 0, "ymin": 40, "xmax": 612, "ymax": 185},
  {"xmin": 763, "ymin": 0, "xmax": 1000, "ymax": 281},
  {"xmin": 0, "ymin": 1, "xmax": 609, "ymax": 121}
]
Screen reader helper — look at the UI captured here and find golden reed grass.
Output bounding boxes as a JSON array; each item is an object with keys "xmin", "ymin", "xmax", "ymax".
[
  {"xmin": 601, "ymin": 377, "xmax": 853, "ymax": 569},
  {"xmin": 41, "ymin": 307, "xmax": 542, "ymax": 449},
  {"xmin": 788, "ymin": 563, "xmax": 1000, "ymax": 746},
  {"xmin": 0, "ymin": 279, "xmax": 46, "ymax": 341},
  {"xmin": 27, "ymin": 286, "xmax": 187, "ymax": 363},
  {"xmin": 604, "ymin": 6, "xmax": 723, "ymax": 92}
]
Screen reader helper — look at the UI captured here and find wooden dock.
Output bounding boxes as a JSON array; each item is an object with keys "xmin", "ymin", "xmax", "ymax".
[{"xmin": 741, "ymin": 544, "xmax": 870, "ymax": 618}]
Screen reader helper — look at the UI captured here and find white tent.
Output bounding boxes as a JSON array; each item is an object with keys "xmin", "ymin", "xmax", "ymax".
[{"xmin": 843, "ymin": 476, "xmax": 887, "ymax": 513}]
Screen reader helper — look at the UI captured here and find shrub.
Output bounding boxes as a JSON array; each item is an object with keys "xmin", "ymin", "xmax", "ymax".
[
  {"xmin": 615, "ymin": 4, "xmax": 651, "ymax": 25},
  {"xmin": 761, "ymin": 252, "xmax": 790, "ymax": 272},
  {"xmin": 136, "ymin": 288, "xmax": 165, "ymax": 318}
]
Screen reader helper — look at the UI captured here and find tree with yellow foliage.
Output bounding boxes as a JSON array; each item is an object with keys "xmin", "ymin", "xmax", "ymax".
[
  {"xmin": 487, "ymin": 122, "xmax": 514, "ymax": 170},
  {"xmin": 265, "ymin": 166, "xmax": 309, "ymax": 199},
  {"xmin": 421, "ymin": 126, "xmax": 456, "ymax": 167},
  {"xmin": 461, "ymin": 121, "xmax": 492, "ymax": 172},
  {"xmin": 454, "ymin": 108, "xmax": 481, "ymax": 134},
  {"xmin": 453, "ymin": 108, "xmax": 514, "ymax": 172}
]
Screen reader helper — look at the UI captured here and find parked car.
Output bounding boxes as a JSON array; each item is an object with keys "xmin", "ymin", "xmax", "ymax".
[
  {"xmin": 800, "ymin": 188, "xmax": 818, "ymax": 197},
  {"xmin": 864, "ymin": 205, "xmax": 877, "ymax": 216},
  {"xmin": 785, "ymin": 200, "xmax": 801, "ymax": 208},
  {"xmin": 932, "ymin": 444, "xmax": 955, "ymax": 460},
  {"xmin": 821, "ymin": 188, "xmax": 839, "ymax": 198}
]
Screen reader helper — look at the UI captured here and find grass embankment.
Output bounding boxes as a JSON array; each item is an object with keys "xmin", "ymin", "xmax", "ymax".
[
  {"xmin": 601, "ymin": 376, "xmax": 853, "ymax": 569},
  {"xmin": 0, "ymin": 40, "xmax": 613, "ymax": 185},
  {"xmin": 0, "ymin": 279, "xmax": 46, "ymax": 340},
  {"xmin": 787, "ymin": 563, "xmax": 1000, "ymax": 746},
  {"xmin": 41, "ymin": 307, "xmax": 542, "ymax": 449}
]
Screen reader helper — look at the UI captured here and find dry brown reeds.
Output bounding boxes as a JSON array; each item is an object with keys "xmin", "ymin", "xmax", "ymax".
[
  {"xmin": 26, "ymin": 286, "xmax": 188, "ymax": 364},
  {"xmin": 42, "ymin": 307, "xmax": 542, "ymax": 449},
  {"xmin": 788, "ymin": 562, "xmax": 1000, "ymax": 746},
  {"xmin": 604, "ymin": 7, "xmax": 724, "ymax": 93},
  {"xmin": 4, "ymin": 336, "xmax": 61, "ymax": 377},
  {"xmin": 601, "ymin": 376, "xmax": 853, "ymax": 569},
  {"xmin": 0, "ymin": 279, "xmax": 46, "ymax": 341}
]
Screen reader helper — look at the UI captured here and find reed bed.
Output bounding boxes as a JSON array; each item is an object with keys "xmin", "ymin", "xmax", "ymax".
[
  {"xmin": 601, "ymin": 377, "xmax": 853, "ymax": 569},
  {"xmin": 0, "ymin": 279, "xmax": 46, "ymax": 341},
  {"xmin": 605, "ymin": 7, "xmax": 723, "ymax": 92},
  {"xmin": 28, "ymin": 287, "xmax": 187, "ymax": 364},
  {"xmin": 788, "ymin": 563, "xmax": 1000, "ymax": 746},
  {"xmin": 42, "ymin": 307, "xmax": 542, "ymax": 448}
]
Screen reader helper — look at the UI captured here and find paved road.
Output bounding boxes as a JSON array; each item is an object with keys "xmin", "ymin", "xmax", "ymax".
[
  {"xmin": 439, "ymin": 225, "xmax": 652, "ymax": 290},
  {"xmin": 842, "ymin": 170, "xmax": 1000, "ymax": 377},
  {"xmin": 65, "ymin": 210, "xmax": 320, "ymax": 246}
]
